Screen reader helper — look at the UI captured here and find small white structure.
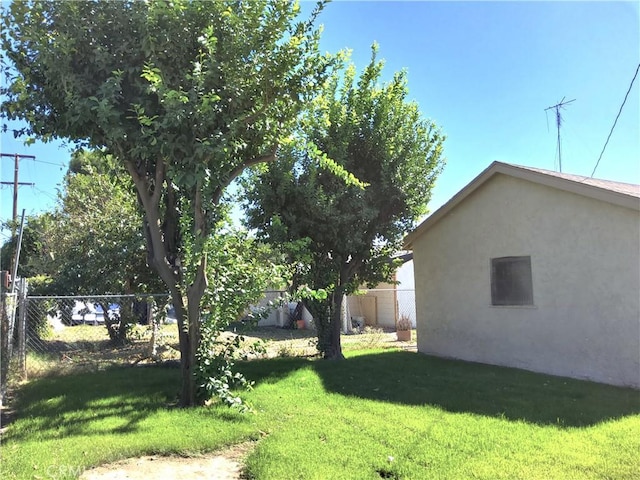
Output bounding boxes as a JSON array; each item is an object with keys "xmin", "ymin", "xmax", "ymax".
[
  {"xmin": 404, "ymin": 161, "xmax": 640, "ymax": 388},
  {"xmin": 252, "ymin": 291, "xmax": 288, "ymax": 327}
]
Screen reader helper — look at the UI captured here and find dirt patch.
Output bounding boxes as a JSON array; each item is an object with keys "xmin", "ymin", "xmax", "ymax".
[
  {"xmin": 242, "ymin": 326, "xmax": 416, "ymax": 357},
  {"xmin": 80, "ymin": 441, "xmax": 256, "ymax": 480}
]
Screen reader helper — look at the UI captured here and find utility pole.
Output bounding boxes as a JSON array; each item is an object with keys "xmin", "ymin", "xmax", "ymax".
[
  {"xmin": 544, "ymin": 98, "xmax": 575, "ymax": 172},
  {"xmin": 0, "ymin": 153, "xmax": 35, "ymax": 229},
  {"xmin": 0, "ymin": 153, "xmax": 35, "ymax": 277}
]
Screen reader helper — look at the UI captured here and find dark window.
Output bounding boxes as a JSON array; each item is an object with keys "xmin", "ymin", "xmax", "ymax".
[{"xmin": 491, "ymin": 256, "xmax": 534, "ymax": 306}]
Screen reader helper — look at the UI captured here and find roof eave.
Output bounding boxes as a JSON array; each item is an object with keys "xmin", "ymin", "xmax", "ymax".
[{"xmin": 403, "ymin": 161, "xmax": 640, "ymax": 249}]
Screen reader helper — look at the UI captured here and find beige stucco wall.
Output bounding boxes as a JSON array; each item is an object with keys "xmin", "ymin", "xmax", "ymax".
[{"xmin": 413, "ymin": 173, "xmax": 640, "ymax": 388}]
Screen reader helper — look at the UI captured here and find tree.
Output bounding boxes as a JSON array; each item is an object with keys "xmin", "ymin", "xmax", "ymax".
[
  {"xmin": 1, "ymin": 0, "xmax": 333, "ymax": 406},
  {"xmin": 192, "ymin": 226, "xmax": 286, "ymax": 407},
  {"xmin": 47, "ymin": 150, "xmax": 160, "ymax": 293},
  {"xmin": 243, "ymin": 46, "xmax": 445, "ymax": 359},
  {"xmin": 1, "ymin": 213, "xmax": 55, "ymax": 281},
  {"xmin": 44, "ymin": 150, "xmax": 166, "ymax": 341},
  {"xmin": 0, "ymin": 149, "xmax": 163, "ymax": 341}
]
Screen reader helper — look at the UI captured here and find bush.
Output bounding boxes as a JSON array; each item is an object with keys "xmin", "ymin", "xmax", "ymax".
[
  {"xmin": 396, "ymin": 314, "xmax": 412, "ymax": 331},
  {"xmin": 25, "ymin": 276, "xmax": 55, "ymax": 339}
]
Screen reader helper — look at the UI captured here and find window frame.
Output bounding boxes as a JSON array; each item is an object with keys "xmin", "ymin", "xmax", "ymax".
[{"xmin": 490, "ymin": 256, "xmax": 534, "ymax": 306}]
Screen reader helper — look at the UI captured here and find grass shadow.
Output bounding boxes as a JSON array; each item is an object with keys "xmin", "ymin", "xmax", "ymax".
[
  {"xmin": 8, "ymin": 348, "xmax": 638, "ymax": 448},
  {"xmin": 309, "ymin": 350, "xmax": 639, "ymax": 427},
  {"xmin": 237, "ymin": 349, "xmax": 640, "ymax": 427},
  {"xmin": 5, "ymin": 365, "xmax": 183, "ymax": 442},
  {"xmin": 241, "ymin": 355, "xmax": 316, "ymax": 386}
]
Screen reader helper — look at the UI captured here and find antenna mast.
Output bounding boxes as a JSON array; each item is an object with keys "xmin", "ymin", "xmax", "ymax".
[{"xmin": 545, "ymin": 97, "xmax": 575, "ymax": 172}]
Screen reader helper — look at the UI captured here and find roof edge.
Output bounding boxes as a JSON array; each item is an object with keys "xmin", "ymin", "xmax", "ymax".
[{"xmin": 404, "ymin": 161, "xmax": 640, "ymax": 249}]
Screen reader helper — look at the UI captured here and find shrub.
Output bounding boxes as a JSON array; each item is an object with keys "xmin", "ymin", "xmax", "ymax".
[{"xmin": 396, "ymin": 314, "xmax": 412, "ymax": 331}]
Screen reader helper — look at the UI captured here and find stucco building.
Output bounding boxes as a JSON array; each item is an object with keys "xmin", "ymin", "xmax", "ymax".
[{"xmin": 404, "ymin": 161, "xmax": 640, "ymax": 388}]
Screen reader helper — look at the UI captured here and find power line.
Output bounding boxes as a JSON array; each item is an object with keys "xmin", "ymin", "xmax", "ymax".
[
  {"xmin": 590, "ymin": 63, "xmax": 640, "ymax": 178},
  {"xmin": 29, "ymin": 158, "xmax": 67, "ymax": 168},
  {"xmin": 32, "ymin": 186, "xmax": 59, "ymax": 203}
]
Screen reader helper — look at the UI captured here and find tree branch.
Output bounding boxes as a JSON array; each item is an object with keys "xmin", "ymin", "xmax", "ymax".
[
  {"xmin": 151, "ymin": 159, "xmax": 165, "ymax": 207},
  {"xmin": 343, "ymin": 253, "xmax": 363, "ymax": 284},
  {"xmin": 212, "ymin": 148, "xmax": 278, "ymax": 205},
  {"xmin": 124, "ymin": 159, "xmax": 178, "ymax": 292},
  {"xmin": 194, "ymin": 181, "xmax": 206, "ymax": 237}
]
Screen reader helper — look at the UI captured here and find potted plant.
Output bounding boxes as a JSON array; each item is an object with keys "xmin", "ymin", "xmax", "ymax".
[
  {"xmin": 292, "ymin": 301, "xmax": 305, "ymax": 330},
  {"xmin": 396, "ymin": 314, "xmax": 412, "ymax": 341}
]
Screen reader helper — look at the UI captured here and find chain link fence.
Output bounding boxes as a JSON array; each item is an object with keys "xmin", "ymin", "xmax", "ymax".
[
  {"xmin": 395, "ymin": 289, "xmax": 416, "ymax": 327},
  {"xmin": 0, "ymin": 293, "xmax": 170, "ymax": 388},
  {"xmin": 12, "ymin": 291, "xmax": 289, "ymax": 380},
  {"xmin": 1, "ymin": 288, "xmax": 416, "ymax": 398},
  {"xmin": 1, "ymin": 278, "xmax": 29, "ymax": 405},
  {"xmin": 24, "ymin": 293, "xmax": 171, "ymax": 350}
]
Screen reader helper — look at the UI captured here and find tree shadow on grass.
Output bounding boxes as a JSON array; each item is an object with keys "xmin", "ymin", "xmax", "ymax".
[
  {"xmin": 4, "ymin": 364, "xmax": 245, "ymax": 443},
  {"xmin": 240, "ymin": 349, "xmax": 640, "ymax": 428},
  {"xmin": 241, "ymin": 355, "xmax": 316, "ymax": 386},
  {"xmin": 308, "ymin": 350, "xmax": 640, "ymax": 428}
]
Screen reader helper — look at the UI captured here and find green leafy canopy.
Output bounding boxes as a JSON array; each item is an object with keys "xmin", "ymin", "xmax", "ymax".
[
  {"xmin": 243, "ymin": 44, "xmax": 446, "ymax": 357},
  {"xmin": 1, "ymin": 0, "xmax": 337, "ymax": 406}
]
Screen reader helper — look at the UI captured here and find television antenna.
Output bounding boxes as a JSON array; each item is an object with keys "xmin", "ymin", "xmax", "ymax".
[{"xmin": 545, "ymin": 97, "xmax": 575, "ymax": 172}]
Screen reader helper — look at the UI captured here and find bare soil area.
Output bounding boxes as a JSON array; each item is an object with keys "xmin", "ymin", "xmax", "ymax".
[{"xmin": 80, "ymin": 441, "xmax": 256, "ymax": 480}]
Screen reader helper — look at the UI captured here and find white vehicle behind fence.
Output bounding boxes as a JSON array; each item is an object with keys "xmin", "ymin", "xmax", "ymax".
[{"xmin": 71, "ymin": 302, "xmax": 120, "ymax": 326}]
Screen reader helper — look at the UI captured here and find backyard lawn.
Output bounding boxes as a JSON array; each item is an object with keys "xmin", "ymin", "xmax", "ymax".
[{"xmin": 1, "ymin": 346, "xmax": 639, "ymax": 479}]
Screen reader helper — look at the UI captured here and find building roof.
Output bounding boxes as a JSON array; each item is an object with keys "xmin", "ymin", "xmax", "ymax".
[
  {"xmin": 404, "ymin": 161, "xmax": 640, "ymax": 249},
  {"xmin": 515, "ymin": 165, "xmax": 640, "ymax": 198}
]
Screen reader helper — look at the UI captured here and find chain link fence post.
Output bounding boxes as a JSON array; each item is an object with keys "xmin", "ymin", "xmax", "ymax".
[
  {"xmin": 17, "ymin": 279, "xmax": 27, "ymax": 379},
  {"xmin": 0, "ymin": 290, "xmax": 17, "ymax": 407},
  {"xmin": 147, "ymin": 297, "xmax": 158, "ymax": 358}
]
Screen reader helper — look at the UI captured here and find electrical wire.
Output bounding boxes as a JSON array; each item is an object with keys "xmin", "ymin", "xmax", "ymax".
[
  {"xmin": 30, "ymin": 158, "xmax": 67, "ymax": 168},
  {"xmin": 31, "ymin": 186, "xmax": 59, "ymax": 203},
  {"xmin": 590, "ymin": 63, "xmax": 640, "ymax": 178}
]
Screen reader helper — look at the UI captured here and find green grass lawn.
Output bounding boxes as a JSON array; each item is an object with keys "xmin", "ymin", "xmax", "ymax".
[{"xmin": 2, "ymin": 349, "xmax": 639, "ymax": 479}]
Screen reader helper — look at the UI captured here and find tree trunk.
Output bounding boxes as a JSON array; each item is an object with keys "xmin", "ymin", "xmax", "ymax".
[
  {"xmin": 125, "ymin": 160, "xmax": 203, "ymax": 407},
  {"xmin": 325, "ymin": 289, "xmax": 345, "ymax": 360},
  {"xmin": 100, "ymin": 301, "xmax": 126, "ymax": 345},
  {"xmin": 325, "ymin": 265, "xmax": 356, "ymax": 360},
  {"xmin": 171, "ymin": 297, "xmax": 196, "ymax": 406}
]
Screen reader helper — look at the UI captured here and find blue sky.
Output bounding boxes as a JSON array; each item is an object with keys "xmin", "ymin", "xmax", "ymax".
[{"xmin": 1, "ymin": 1, "xmax": 639, "ymax": 245}]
